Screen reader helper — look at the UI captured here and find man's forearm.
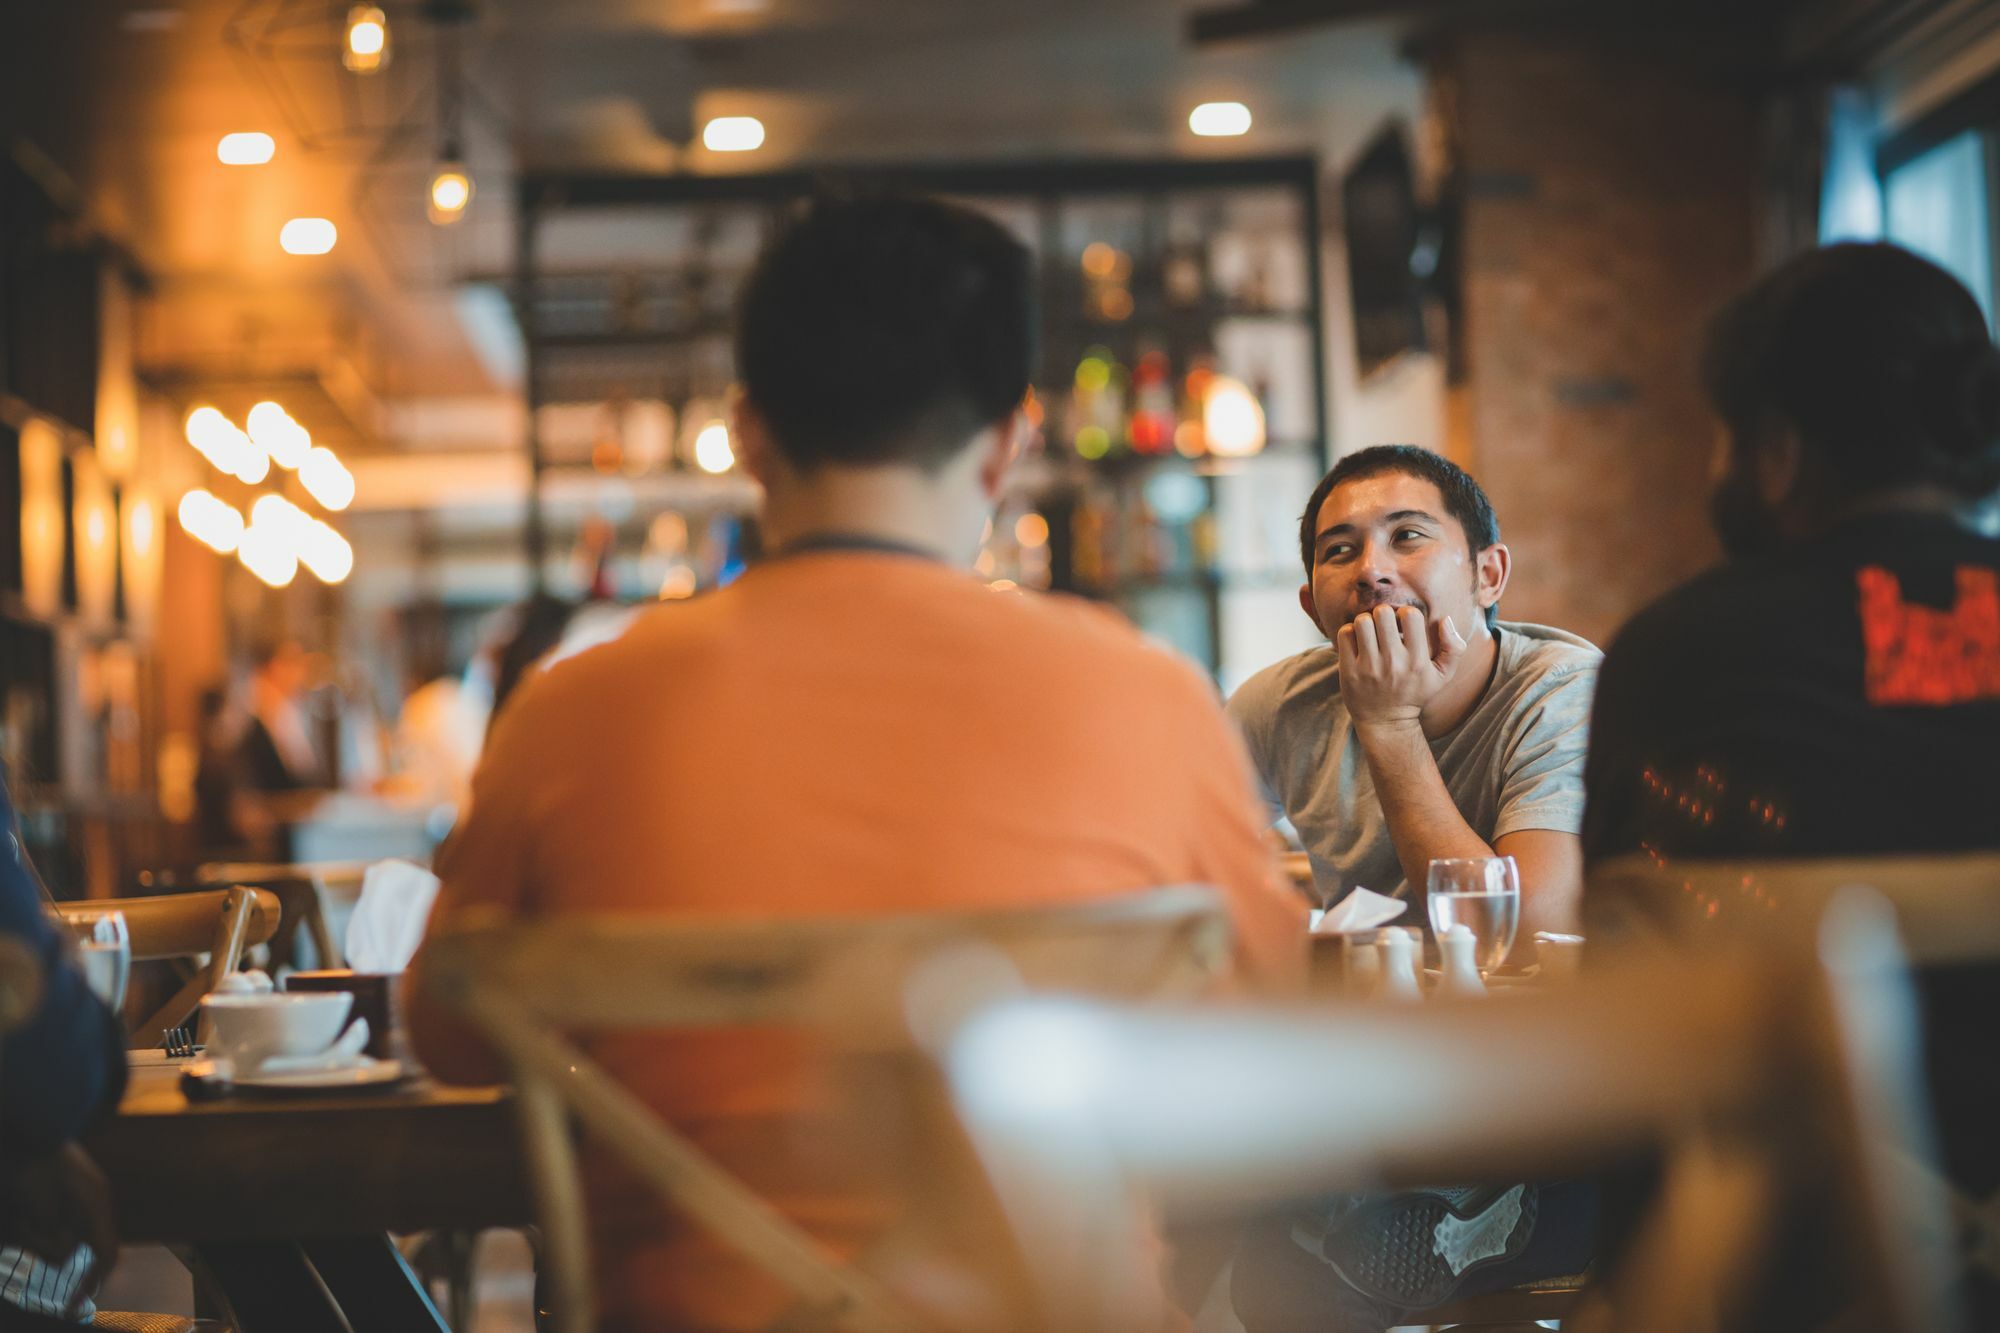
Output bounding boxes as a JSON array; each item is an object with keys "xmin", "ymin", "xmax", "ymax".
[{"xmin": 1354, "ymin": 720, "xmax": 1494, "ymax": 891}]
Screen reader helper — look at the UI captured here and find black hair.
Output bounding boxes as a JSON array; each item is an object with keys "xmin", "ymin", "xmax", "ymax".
[
  {"xmin": 1298, "ymin": 445, "xmax": 1502, "ymax": 627},
  {"xmin": 735, "ymin": 191, "xmax": 1035, "ymax": 471},
  {"xmin": 1703, "ymin": 241, "xmax": 2000, "ymax": 502}
]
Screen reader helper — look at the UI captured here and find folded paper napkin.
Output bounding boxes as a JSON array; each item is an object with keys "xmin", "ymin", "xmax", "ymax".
[
  {"xmin": 344, "ymin": 859, "xmax": 442, "ymax": 972},
  {"xmin": 1308, "ymin": 886, "xmax": 1408, "ymax": 935}
]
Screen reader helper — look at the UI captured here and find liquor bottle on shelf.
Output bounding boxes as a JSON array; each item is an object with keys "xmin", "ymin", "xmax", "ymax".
[
  {"xmin": 1066, "ymin": 347, "xmax": 1128, "ymax": 462},
  {"xmin": 1128, "ymin": 350, "xmax": 1176, "ymax": 456},
  {"xmin": 1163, "ymin": 237, "xmax": 1207, "ymax": 310}
]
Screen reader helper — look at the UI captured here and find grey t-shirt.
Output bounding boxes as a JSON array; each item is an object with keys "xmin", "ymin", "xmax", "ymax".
[{"xmin": 1226, "ymin": 621, "xmax": 1602, "ymax": 902}]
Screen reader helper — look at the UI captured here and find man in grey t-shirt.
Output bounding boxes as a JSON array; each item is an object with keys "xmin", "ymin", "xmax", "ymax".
[{"xmin": 1227, "ymin": 446, "xmax": 1600, "ymax": 943}]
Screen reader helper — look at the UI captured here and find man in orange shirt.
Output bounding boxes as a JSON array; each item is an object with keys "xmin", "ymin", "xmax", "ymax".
[{"xmin": 409, "ymin": 193, "xmax": 1302, "ymax": 1331}]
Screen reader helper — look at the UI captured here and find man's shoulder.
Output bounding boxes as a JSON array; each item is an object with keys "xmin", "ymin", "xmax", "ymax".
[
  {"xmin": 1494, "ymin": 621, "xmax": 1603, "ymax": 686},
  {"xmin": 1226, "ymin": 647, "xmax": 1340, "ymax": 722},
  {"xmin": 1602, "ymin": 561, "xmax": 1779, "ymax": 667}
]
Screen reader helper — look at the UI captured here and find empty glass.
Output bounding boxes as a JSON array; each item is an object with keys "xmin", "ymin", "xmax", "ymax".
[
  {"xmin": 69, "ymin": 909, "xmax": 130, "ymax": 1013},
  {"xmin": 1426, "ymin": 857, "xmax": 1520, "ymax": 972}
]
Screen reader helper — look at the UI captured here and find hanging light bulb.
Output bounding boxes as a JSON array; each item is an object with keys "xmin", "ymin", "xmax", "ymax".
[
  {"xmin": 343, "ymin": 4, "xmax": 388, "ymax": 73},
  {"xmin": 428, "ymin": 157, "xmax": 473, "ymax": 226}
]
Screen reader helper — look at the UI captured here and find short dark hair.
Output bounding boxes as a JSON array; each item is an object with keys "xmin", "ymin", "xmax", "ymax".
[
  {"xmin": 1298, "ymin": 445, "xmax": 1502, "ymax": 626},
  {"xmin": 1703, "ymin": 241, "xmax": 2000, "ymax": 502},
  {"xmin": 735, "ymin": 192, "xmax": 1035, "ymax": 471}
]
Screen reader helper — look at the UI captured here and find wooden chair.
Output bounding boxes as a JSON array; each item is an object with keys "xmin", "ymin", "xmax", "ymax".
[
  {"xmin": 944, "ymin": 888, "xmax": 1963, "ymax": 1333},
  {"xmin": 53, "ymin": 888, "xmax": 282, "ymax": 1048},
  {"xmin": 1589, "ymin": 848, "xmax": 2000, "ymax": 963},
  {"xmin": 418, "ymin": 885, "xmax": 1233, "ymax": 1333}
]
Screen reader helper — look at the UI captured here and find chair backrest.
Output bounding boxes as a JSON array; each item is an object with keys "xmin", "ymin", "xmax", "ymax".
[
  {"xmin": 945, "ymin": 889, "xmax": 1963, "ymax": 1333},
  {"xmin": 53, "ymin": 887, "xmax": 282, "ymax": 1047},
  {"xmin": 1589, "ymin": 850, "xmax": 2000, "ymax": 964},
  {"xmin": 419, "ymin": 885, "xmax": 1233, "ymax": 1333}
]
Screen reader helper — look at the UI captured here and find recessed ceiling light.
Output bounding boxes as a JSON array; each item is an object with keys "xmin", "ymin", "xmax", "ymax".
[
  {"xmin": 217, "ymin": 132, "xmax": 276, "ymax": 165},
  {"xmin": 702, "ymin": 117, "xmax": 766, "ymax": 153},
  {"xmin": 1189, "ymin": 102, "xmax": 1253, "ymax": 137},
  {"xmin": 121, "ymin": 8, "xmax": 184, "ymax": 33},
  {"xmin": 280, "ymin": 218, "xmax": 337, "ymax": 255}
]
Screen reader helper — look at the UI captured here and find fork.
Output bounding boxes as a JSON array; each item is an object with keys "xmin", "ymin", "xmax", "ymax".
[{"xmin": 161, "ymin": 1026, "xmax": 200, "ymax": 1059}]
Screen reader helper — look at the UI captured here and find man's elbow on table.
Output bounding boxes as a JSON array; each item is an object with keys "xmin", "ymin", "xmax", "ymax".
[{"xmin": 1494, "ymin": 828, "xmax": 1586, "ymax": 938}]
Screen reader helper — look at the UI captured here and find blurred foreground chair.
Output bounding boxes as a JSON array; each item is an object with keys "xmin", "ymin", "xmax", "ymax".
[
  {"xmin": 53, "ymin": 888, "xmax": 280, "ymax": 1048},
  {"xmin": 1592, "ymin": 849, "xmax": 2000, "ymax": 1323},
  {"xmin": 420, "ymin": 885, "xmax": 1233, "ymax": 1333},
  {"xmin": 945, "ymin": 889, "xmax": 1963, "ymax": 1333}
]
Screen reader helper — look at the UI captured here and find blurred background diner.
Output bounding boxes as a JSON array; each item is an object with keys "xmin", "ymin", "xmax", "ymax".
[{"xmin": 2, "ymin": 0, "xmax": 1999, "ymax": 1330}]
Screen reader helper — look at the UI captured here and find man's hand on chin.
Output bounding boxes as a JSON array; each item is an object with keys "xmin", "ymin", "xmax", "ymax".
[{"xmin": 1335, "ymin": 604, "xmax": 1468, "ymax": 731}]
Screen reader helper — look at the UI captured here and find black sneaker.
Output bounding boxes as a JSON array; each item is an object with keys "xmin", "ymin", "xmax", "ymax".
[{"xmin": 1291, "ymin": 1185, "xmax": 1540, "ymax": 1309}]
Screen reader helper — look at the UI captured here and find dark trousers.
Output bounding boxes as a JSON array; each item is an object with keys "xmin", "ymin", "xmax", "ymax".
[{"xmin": 1231, "ymin": 1180, "xmax": 1599, "ymax": 1333}]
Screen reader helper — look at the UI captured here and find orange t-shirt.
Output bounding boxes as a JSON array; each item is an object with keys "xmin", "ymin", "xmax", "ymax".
[{"xmin": 409, "ymin": 552, "xmax": 1302, "ymax": 1329}]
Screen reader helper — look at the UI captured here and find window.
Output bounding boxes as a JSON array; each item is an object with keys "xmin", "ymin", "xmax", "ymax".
[{"xmin": 1883, "ymin": 129, "xmax": 1997, "ymax": 327}]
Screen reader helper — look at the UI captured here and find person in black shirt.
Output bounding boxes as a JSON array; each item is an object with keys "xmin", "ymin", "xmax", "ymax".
[
  {"xmin": 1585, "ymin": 241, "xmax": 1999, "ymax": 860},
  {"xmin": 1583, "ymin": 241, "xmax": 2000, "ymax": 1323}
]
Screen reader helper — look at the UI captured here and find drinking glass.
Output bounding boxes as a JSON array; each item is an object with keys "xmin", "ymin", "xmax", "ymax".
[
  {"xmin": 69, "ymin": 909, "xmax": 131, "ymax": 1013},
  {"xmin": 1426, "ymin": 857, "xmax": 1520, "ymax": 972}
]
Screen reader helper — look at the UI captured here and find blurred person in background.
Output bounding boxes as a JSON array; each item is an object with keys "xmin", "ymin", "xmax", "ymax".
[
  {"xmin": 237, "ymin": 639, "xmax": 325, "ymax": 793},
  {"xmin": 1585, "ymin": 241, "xmax": 2000, "ymax": 1326},
  {"xmin": 411, "ymin": 191, "xmax": 1302, "ymax": 1332}
]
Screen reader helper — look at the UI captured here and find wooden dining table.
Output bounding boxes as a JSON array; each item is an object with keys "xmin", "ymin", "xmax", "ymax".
[{"xmin": 85, "ymin": 1061, "xmax": 532, "ymax": 1332}]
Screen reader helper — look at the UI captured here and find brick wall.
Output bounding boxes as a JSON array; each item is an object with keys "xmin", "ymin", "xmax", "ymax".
[{"xmin": 1438, "ymin": 36, "xmax": 1759, "ymax": 648}]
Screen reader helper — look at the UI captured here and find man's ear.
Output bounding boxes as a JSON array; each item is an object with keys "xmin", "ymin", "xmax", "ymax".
[
  {"xmin": 731, "ymin": 392, "xmax": 779, "ymax": 490},
  {"xmin": 975, "ymin": 407, "xmax": 1027, "ymax": 500},
  {"xmin": 1297, "ymin": 583, "xmax": 1328, "ymax": 638},
  {"xmin": 1475, "ymin": 542, "xmax": 1511, "ymax": 613},
  {"xmin": 1753, "ymin": 427, "xmax": 1804, "ymax": 507}
]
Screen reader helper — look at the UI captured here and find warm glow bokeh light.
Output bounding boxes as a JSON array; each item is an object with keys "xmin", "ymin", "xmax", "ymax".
[
  {"xmin": 299, "ymin": 447, "xmax": 356, "ymax": 510},
  {"xmin": 343, "ymin": 5, "xmax": 387, "ymax": 71},
  {"xmin": 1202, "ymin": 375, "xmax": 1267, "ymax": 458},
  {"xmin": 280, "ymin": 218, "xmax": 337, "ymax": 255},
  {"xmin": 237, "ymin": 521, "xmax": 298, "ymax": 587},
  {"xmin": 693, "ymin": 421, "xmax": 734, "ymax": 474},
  {"xmin": 1189, "ymin": 102, "xmax": 1253, "ymax": 137},
  {"xmin": 177, "ymin": 489, "xmax": 245, "ymax": 555},
  {"xmin": 429, "ymin": 166, "xmax": 472, "ymax": 224},
  {"xmin": 217, "ymin": 132, "xmax": 275, "ymax": 165},
  {"xmin": 246, "ymin": 401, "xmax": 311, "ymax": 469},
  {"xmin": 297, "ymin": 518, "xmax": 355, "ymax": 584},
  {"xmin": 702, "ymin": 117, "xmax": 766, "ymax": 152}
]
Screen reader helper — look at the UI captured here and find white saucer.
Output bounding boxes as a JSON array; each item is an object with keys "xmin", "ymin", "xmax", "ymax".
[{"xmin": 232, "ymin": 1056, "xmax": 408, "ymax": 1091}]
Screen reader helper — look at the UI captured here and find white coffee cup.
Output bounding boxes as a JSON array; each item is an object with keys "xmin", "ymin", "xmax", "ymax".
[{"xmin": 201, "ymin": 992, "xmax": 353, "ymax": 1071}]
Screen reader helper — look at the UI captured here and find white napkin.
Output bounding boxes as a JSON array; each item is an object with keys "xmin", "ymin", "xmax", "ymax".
[
  {"xmin": 344, "ymin": 859, "xmax": 442, "ymax": 972},
  {"xmin": 1308, "ymin": 886, "xmax": 1408, "ymax": 935}
]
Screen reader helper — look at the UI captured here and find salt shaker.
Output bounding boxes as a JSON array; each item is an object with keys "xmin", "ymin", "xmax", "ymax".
[
  {"xmin": 1344, "ymin": 934, "xmax": 1382, "ymax": 998},
  {"xmin": 1440, "ymin": 924, "xmax": 1486, "ymax": 997},
  {"xmin": 1378, "ymin": 927, "xmax": 1421, "ymax": 1000}
]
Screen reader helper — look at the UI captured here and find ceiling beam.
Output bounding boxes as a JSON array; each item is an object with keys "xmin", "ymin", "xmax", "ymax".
[{"xmin": 1186, "ymin": 0, "xmax": 1519, "ymax": 45}]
